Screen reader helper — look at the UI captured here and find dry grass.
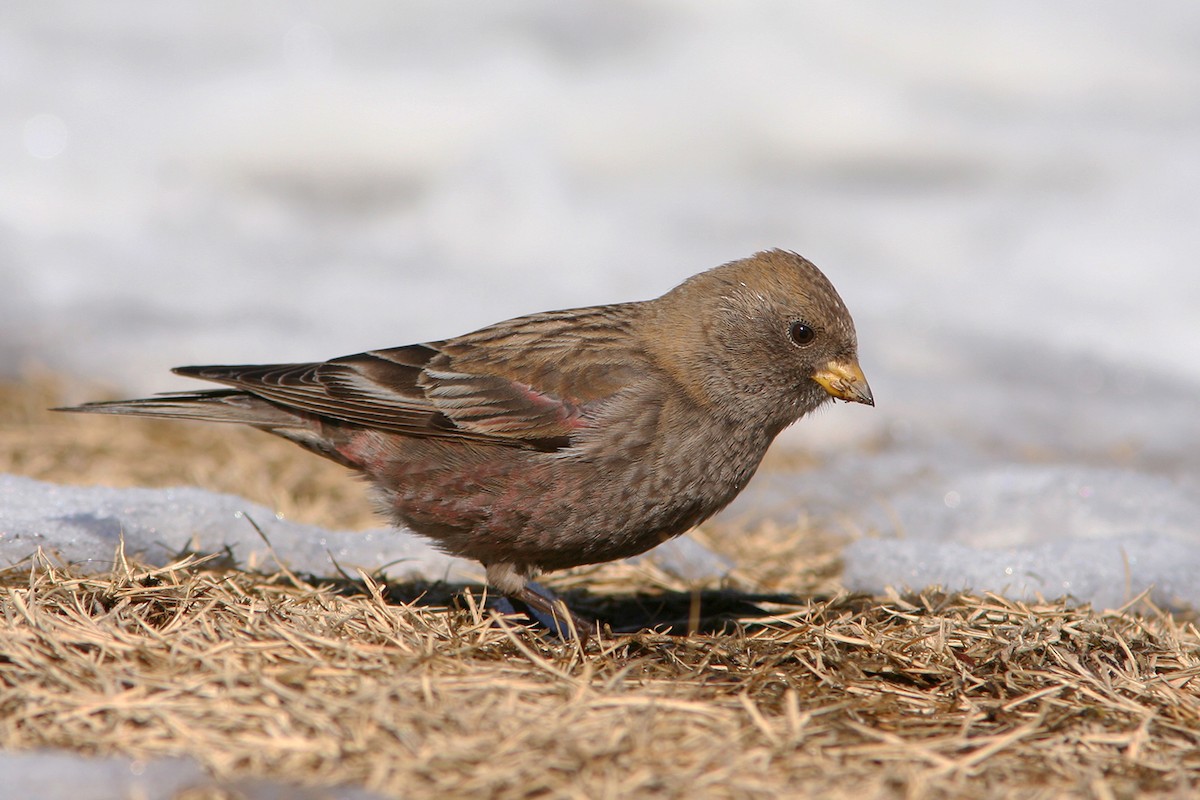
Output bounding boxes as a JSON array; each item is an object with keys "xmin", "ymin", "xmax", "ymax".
[{"xmin": 2, "ymin": 377, "xmax": 1199, "ymax": 798}]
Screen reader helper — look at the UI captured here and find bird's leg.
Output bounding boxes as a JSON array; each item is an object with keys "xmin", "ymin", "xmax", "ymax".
[
  {"xmin": 485, "ymin": 563, "xmax": 597, "ymax": 642},
  {"xmin": 516, "ymin": 581, "xmax": 598, "ymax": 642}
]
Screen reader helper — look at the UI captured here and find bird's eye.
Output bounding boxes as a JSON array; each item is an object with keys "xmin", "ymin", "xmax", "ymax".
[{"xmin": 788, "ymin": 321, "xmax": 816, "ymax": 346}]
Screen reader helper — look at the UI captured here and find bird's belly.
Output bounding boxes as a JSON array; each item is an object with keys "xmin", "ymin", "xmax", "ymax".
[{"xmin": 374, "ymin": 430, "xmax": 769, "ymax": 571}]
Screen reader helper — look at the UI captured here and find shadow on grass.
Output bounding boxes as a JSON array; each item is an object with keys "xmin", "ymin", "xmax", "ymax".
[{"xmin": 320, "ymin": 574, "xmax": 828, "ymax": 637}]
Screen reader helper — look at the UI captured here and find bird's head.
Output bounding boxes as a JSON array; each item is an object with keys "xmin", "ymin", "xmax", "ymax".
[{"xmin": 648, "ymin": 249, "xmax": 873, "ymax": 428}]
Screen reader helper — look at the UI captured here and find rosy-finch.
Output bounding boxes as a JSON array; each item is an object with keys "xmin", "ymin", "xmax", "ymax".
[{"xmin": 61, "ymin": 250, "xmax": 873, "ymax": 636}]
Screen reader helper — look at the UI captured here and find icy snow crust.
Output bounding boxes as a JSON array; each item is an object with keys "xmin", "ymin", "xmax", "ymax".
[
  {"xmin": 840, "ymin": 464, "xmax": 1200, "ymax": 611},
  {"xmin": 0, "ymin": 750, "xmax": 389, "ymax": 800}
]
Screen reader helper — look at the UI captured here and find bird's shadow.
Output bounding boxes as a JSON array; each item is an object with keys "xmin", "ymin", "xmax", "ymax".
[{"xmin": 324, "ymin": 575, "xmax": 812, "ymax": 636}]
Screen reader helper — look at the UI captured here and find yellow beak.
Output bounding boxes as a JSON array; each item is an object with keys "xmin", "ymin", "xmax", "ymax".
[{"xmin": 812, "ymin": 359, "xmax": 874, "ymax": 406}]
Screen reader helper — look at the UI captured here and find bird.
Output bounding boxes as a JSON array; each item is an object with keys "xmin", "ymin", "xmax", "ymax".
[{"xmin": 58, "ymin": 249, "xmax": 872, "ymax": 638}]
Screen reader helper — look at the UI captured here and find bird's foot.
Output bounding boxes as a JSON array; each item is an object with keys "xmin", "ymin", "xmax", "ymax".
[{"xmin": 491, "ymin": 581, "xmax": 596, "ymax": 643}]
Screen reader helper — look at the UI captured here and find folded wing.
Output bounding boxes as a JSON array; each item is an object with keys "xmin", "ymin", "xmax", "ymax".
[{"xmin": 170, "ymin": 304, "xmax": 647, "ymax": 449}]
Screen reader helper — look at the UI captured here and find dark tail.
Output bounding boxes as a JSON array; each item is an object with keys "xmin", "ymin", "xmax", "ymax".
[
  {"xmin": 54, "ymin": 389, "xmax": 305, "ymax": 428},
  {"xmin": 55, "ymin": 389, "xmax": 364, "ymax": 469}
]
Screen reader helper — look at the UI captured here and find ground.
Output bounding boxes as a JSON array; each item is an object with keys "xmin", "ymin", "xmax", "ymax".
[{"xmin": 1, "ymin": 377, "xmax": 1198, "ymax": 799}]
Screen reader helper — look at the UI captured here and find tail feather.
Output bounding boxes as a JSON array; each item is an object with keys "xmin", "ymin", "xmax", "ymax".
[
  {"xmin": 56, "ymin": 389, "xmax": 366, "ymax": 470},
  {"xmin": 54, "ymin": 389, "xmax": 305, "ymax": 428}
]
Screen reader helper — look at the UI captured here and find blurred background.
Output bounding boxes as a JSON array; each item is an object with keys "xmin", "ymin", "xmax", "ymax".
[{"xmin": 4, "ymin": 1, "xmax": 1199, "ymax": 470}]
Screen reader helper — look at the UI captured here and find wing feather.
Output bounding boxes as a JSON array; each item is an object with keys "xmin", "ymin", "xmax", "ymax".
[{"xmin": 172, "ymin": 304, "xmax": 650, "ymax": 449}]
